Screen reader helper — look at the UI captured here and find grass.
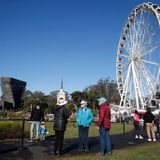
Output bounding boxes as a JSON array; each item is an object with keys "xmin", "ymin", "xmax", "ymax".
[
  {"xmin": 0, "ymin": 120, "xmax": 133, "ymax": 140},
  {"xmin": 0, "ymin": 121, "xmax": 22, "ymax": 132},
  {"xmin": 47, "ymin": 142, "xmax": 160, "ymax": 160},
  {"xmin": 24, "ymin": 121, "xmax": 133, "ymax": 139},
  {"xmin": 45, "ymin": 122, "xmax": 160, "ymax": 160},
  {"xmin": 65, "ymin": 122, "xmax": 133, "ymax": 138},
  {"xmin": 3, "ymin": 121, "xmax": 158, "ymax": 160}
]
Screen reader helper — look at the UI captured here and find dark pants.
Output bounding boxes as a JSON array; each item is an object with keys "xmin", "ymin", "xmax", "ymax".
[
  {"xmin": 78, "ymin": 126, "xmax": 89, "ymax": 150},
  {"xmin": 54, "ymin": 130, "xmax": 65, "ymax": 155},
  {"xmin": 134, "ymin": 122, "xmax": 142, "ymax": 136}
]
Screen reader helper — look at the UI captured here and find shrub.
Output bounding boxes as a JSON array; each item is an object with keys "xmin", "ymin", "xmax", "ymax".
[{"xmin": 0, "ymin": 121, "xmax": 29, "ymax": 140}]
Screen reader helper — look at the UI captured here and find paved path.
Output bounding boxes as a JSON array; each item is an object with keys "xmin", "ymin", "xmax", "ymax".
[{"xmin": 0, "ymin": 132, "xmax": 156, "ymax": 160}]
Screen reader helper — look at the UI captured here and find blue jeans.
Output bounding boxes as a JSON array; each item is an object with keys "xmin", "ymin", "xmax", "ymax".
[
  {"xmin": 78, "ymin": 126, "xmax": 89, "ymax": 149},
  {"xmin": 30, "ymin": 121, "xmax": 40, "ymax": 140},
  {"xmin": 99, "ymin": 126, "xmax": 111, "ymax": 153}
]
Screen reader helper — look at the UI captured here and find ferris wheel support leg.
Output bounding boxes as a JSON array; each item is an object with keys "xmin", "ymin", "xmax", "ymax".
[{"xmin": 132, "ymin": 62, "xmax": 140, "ymax": 110}]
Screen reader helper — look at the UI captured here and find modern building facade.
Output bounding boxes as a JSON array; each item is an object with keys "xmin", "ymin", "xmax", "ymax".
[{"xmin": 1, "ymin": 77, "xmax": 26, "ymax": 110}]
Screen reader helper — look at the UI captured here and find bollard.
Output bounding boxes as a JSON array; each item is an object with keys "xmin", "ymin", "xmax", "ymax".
[
  {"xmin": 20, "ymin": 118, "xmax": 25, "ymax": 149},
  {"xmin": 123, "ymin": 121, "xmax": 126, "ymax": 137}
]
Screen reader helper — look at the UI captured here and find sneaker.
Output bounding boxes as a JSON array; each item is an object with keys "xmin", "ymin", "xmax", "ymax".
[
  {"xmin": 106, "ymin": 152, "xmax": 112, "ymax": 155},
  {"xmin": 148, "ymin": 139, "xmax": 152, "ymax": 141},
  {"xmin": 78, "ymin": 149, "xmax": 84, "ymax": 152},
  {"xmin": 49, "ymin": 151, "xmax": 58, "ymax": 156},
  {"xmin": 84, "ymin": 149, "xmax": 89, "ymax": 152},
  {"xmin": 135, "ymin": 135, "xmax": 139, "ymax": 139},
  {"xmin": 28, "ymin": 139, "xmax": 33, "ymax": 143},
  {"xmin": 42, "ymin": 140, "xmax": 46, "ymax": 143},
  {"xmin": 153, "ymin": 139, "xmax": 156, "ymax": 142},
  {"xmin": 35, "ymin": 139, "xmax": 40, "ymax": 142},
  {"xmin": 139, "ymin": 135, "xmax": 143, "ymax": 139},
  {"xmin": 96, "ymin": 152, "xmax": 104, "ymax": 156}
]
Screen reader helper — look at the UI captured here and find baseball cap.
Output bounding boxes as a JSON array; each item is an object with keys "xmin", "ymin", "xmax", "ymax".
[
  {"xmin": 97, "ymin": 97, "xmax": 107, "ymax": 103},
  {"xmin": 80, "ymin": 100, "xmax": 87, "ymax": 104}
]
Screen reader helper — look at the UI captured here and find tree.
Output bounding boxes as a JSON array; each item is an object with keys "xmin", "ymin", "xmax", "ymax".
[
  {"xmin": 84, "ymin": 78, "xmax": 120, "ymax": 107},
  {"xmin": 21, "ymin": 90, "xmax": 47, "ymax": 112},
  {"xmin": 20, "ymin": 77, "xmax": 120, "ymax": 113},
  {"xmin": 21, "ymin": 90, "xmax": 33, "ymax": 112},
  {"xmin": 71, "ymin": 91, "xmax": 87, "ymax": 107},
  {"xmin": 49, "ymin": 90, "xmax": 58, "ymax": 100}
]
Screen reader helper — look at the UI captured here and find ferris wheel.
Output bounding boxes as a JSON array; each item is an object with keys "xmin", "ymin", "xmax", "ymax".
[{"xmin": 116, "ymin": 2, "xmax": 160, "ymax": 110}]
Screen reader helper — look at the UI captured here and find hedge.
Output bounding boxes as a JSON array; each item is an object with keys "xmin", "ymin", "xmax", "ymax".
[{"xmin": 0, "ymin": 121, "xmax": 29, "ymax": 140}]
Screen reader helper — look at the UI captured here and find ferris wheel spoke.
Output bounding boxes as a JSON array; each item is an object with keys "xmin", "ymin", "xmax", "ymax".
[
  {"xmin": 140, "ymin": 59, "xmax": 159, "ymax": 66},
  {"xmin": 120, "ymin": 54, "xmax": 129, "ymax": 58},
  {"xmin": 139, "ymin": 61, "xmax": 156, "ymax": 88},
  {"xmin": 135, "ymin": 61, "xmax": 154, "ymax": 95},
  {"xmin": 134, "ymin": 62, "xmax": 149, "ymax": 107},
  {"xmin": 136, "ymin": 71, "xmax": 153, "ymax": 106},
  {"xmin": 140, "ymin": 66, "xmax": 155, "ymax": 86},
  {"xmin": 120, "ymin": 63, "xmax": 132, "ymax": 107},
  {"xmin": 140, "ymin": 44, "xmax": 160, "ymax": 58}
]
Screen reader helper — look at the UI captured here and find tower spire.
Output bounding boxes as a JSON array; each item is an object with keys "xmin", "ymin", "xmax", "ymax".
[
  {"xmin": 57, "ymin": 79, "xmax": 66, "ymax": 103},
  {"xmin": 61, "ymin": 79, "xmax": 63, "ymax": 90}
]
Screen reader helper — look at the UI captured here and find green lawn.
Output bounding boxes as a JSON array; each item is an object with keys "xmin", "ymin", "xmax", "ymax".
[
  {"xmin": 25, "ymin": 122, "xmax": 160, "ymax": 160},
  {"xmin": 46, "ymin": 122, "xmax": 160, "ymax": 160},
  {"xmin": 47, "ymin": 141, "xmax": 160, "ymax": 160},
  {"xmin": 0, "ymin": 121, "xmax": 132, "ymax": 139},
  {"xmin": 65, "ymin": 122, "xmax": 133, "ymax": 138},
  {"xmin": 24, "ymin": 122, "xmax": 133, "ymax": 139}
]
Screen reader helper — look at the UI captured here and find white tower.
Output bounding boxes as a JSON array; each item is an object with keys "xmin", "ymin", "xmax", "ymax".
[{"xmin": 57, "ymin": 80, "xmax": 66, "ymax": 103}]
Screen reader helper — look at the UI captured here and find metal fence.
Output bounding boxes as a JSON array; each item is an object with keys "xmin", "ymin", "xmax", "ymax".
[{"xmin": 0, "ymin": 118, "xmax": 127, "ymax": 152}]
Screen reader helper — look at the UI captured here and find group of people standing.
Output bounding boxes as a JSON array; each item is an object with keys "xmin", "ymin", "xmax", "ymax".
[
  {"xmin": 28, "ymin": 98, "xmax": 160, "ymax": 157},
  {"xmin": 53, "ymin": 97, "xmax": 112, "ymax": 156},
  {"xmin": 133, "ymin": 107, "xmax": 159, "ymax": 142},
  {"xmin": 29, "ymin": 97, "xmax": 112, "ymax": 157},
  {"xmin": 76, "ymin": 97, "xmax": 112, "ymax": 156}
]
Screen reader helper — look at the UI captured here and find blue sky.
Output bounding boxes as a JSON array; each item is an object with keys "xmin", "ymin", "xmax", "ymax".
[{"xmin": 0, "ymin": 0, "xmax": 160, "ymax": 95}]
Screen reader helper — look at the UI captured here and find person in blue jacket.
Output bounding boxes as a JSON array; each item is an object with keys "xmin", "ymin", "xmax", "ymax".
[
  {"xmin": 38, "ymin": 121, "xmax": 47, "ymax": 142},
  {"xmin": 77, "ymin": 100, "xmax": 94, "ymax": 151}
]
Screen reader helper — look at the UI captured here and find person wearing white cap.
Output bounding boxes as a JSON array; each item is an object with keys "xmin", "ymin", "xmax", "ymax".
[
  {"xmin": 76, "ymin": 100, "xmax": 94, "ymax": 152},
  {"xmin": 96, "ymin": 97, "xmax": 112, "ymax": 156}
]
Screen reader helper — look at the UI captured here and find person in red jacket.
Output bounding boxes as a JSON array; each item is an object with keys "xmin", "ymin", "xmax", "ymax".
[{"xmin": 97, "ymin": 97, "xmax": 112, "ymax": 156}]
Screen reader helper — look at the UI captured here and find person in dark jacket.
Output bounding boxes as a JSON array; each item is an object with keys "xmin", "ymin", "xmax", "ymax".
[
  {"xmin": 97, "ymin": 97, "xmax": 112, "ymax": 156},
  {"xmin": 29, "ymin": 105, "xmax": 45, "ymax": 142},
  {"xmin": 143, "ymin": 107, "xmax": 156, "ymax": 141},
  {"xmin": 53, "ymin": 98, "xmax": 70, "ymax": 156}
]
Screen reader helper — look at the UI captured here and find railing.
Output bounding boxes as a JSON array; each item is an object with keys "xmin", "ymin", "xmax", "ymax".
[
  {"xmin": 0, "ymin": 118, "xmax": 128, "ymax": 151},
  {"xmin": 0, "ymin": 118, "xmax": 30, "ymax": 149}
]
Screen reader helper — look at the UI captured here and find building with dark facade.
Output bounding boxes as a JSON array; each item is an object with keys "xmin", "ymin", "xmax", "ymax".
[{"xmin": 1, "ymin": 77, "xmax": 26, "ymax": 110}]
